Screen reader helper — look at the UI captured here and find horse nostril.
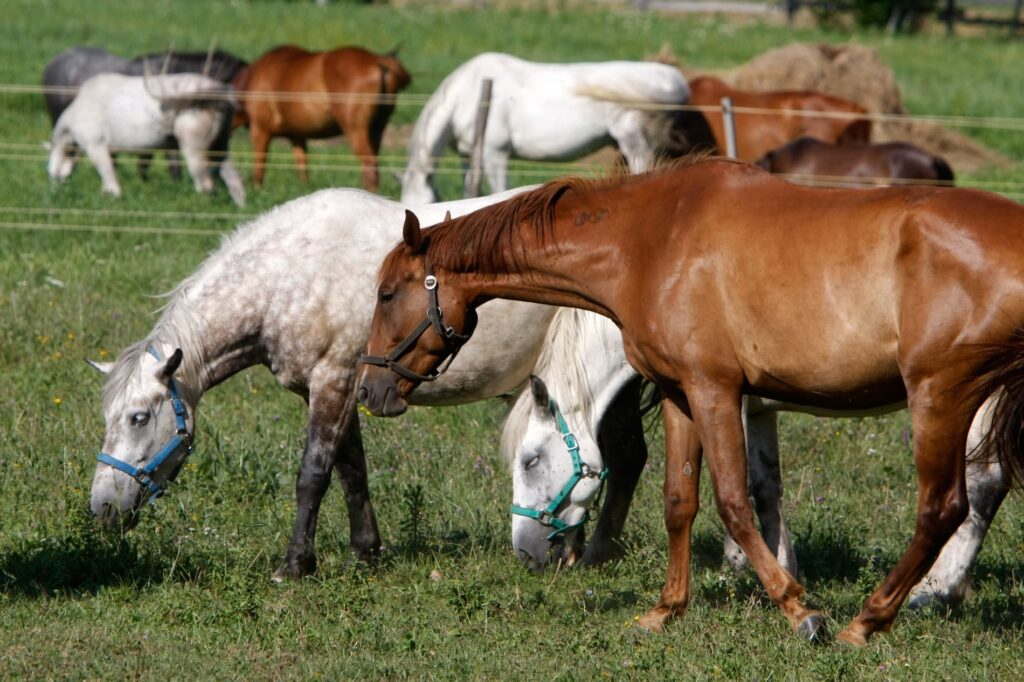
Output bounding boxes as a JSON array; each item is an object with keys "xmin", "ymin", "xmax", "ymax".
[{"xmin": 357, "ymin": 385, "xmax": 369, "ymax": 404}]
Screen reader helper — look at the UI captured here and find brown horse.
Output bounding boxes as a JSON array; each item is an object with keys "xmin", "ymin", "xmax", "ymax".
[
  {"xmin": 757, "ymin": 136, "xmax": 955, "ymax": 187},
  {"xmin": 233, "ymin": 45, "xmax": 411, "ymax": 191},
  {"xmin": 690, "ymin": 77, "xmax": 871, "ymax": 161},
  {"xmin": 357, "ymin": 158, "xmax": 1024, "ymax": 646}
]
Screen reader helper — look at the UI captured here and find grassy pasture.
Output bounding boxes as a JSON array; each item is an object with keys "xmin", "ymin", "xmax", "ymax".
[{"xmin": 1, "ymin": 0, "xmax": 1023, "ymax": 678}]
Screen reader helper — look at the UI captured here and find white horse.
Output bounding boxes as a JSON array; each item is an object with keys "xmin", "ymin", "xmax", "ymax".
[
  {"xmin": 400, "ymin": 52, "xmax": 692, "ymax": 205},
  {"xmin": 86, "ymin": 186, "xmax": 645, "ymax": 580},
  {"xmin": 47, "ymin": 72, "xmax": 245, "ymax": 206},
  {"xmin": 504, "ymin": 308, "xmax": 1010, "ymax": 608}
]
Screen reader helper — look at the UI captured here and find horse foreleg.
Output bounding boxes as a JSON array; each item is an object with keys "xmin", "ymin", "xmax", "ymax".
[
  {"xmin": 909, "ymin": 398, "xmax": 1010, "ymax": 608},
  {"xmin": 332, "ymin": 402, "xmax": 381, "ymax": 562},
  {"xmin": 685, "ymin": 380, "xmax": 823, "ymax": 641},
  {"xmin": 637, "ymin": 396, "xmax": 701, "ymax": 632},
  {"xmin": 84, "ymin": 143, "xmax": 121, "ymax": 197},
  {"xmin": 610, "ymin": 116, "xmax": 655, "ymax": 174},
  {"xmin": 481, "ymin": 148, "xmax": 509, "ymax": 195},
  {"xmin": 178, "ymin": 143, "xmax": 214, "ymax": 195},
  {"xmin": 838, "ymin": 376, "xmax": 971, "ymax": 646},
  {"xmin": 723, "ymin": 408, "xmax": 799, "ymax": 577},
  {"xmin": 580, "ymin": 379, "xmax": 648, "ymax": 566},
  {"xmin": 250, "ymin": 126, "xmax": 271, "ymax": 188},
  {"xmin": 137, "ymin": 152, "xmax": 153, "ymax": 180},
  {"xmin": 291, "ymin": 139, "xmax": 309, "ymax": 183},
  {"xmin": 345, "ymin": 127, "xmax": 380, "ymax": 193}
]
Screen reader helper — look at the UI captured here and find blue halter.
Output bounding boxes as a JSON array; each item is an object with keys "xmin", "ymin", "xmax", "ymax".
[
  {"xmin": 509, "ymin": 397, "xmax": 608, "ymax": 541},
  {"xmin": 96, "ymin": 346, "xmax": 192, "ymax": 501}
]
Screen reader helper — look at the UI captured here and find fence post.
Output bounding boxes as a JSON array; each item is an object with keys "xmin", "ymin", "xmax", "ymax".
[
  {"xmin": 1013, "ymin": 0, "xmax": 1023, "ymax": 37},
  {"xmin": 945, "ymin": 0, "xmax": 956, "ymax": 36},
  {"xmin": 721, "ymin": 97, "xmax": 737, "ymax": 159},
  {"xmin": 464, "ymin": 78, "xmax": 493, "ymax": 199},
  {"xmin": 786, "ymin": 0, "xmax": 798, "ymax": 24}
]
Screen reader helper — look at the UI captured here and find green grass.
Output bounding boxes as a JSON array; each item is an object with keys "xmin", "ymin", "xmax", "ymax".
[{"xmin": 1, "ymin": 0, "xmax": 1023, "ymax": 678}]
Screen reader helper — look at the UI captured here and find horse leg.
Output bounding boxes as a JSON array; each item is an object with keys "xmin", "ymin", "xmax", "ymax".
[
  {"xmin": 610, "ymin": 116, "xmax": 655, "ymax": 174},
  {"xmin": 343, "ymin": 125, "xmax": 380, "ymax": 193},
  {"xmin": 177, "ymin": 143, "xmax": 214, "ymax": 195},
  {"xmin": 137, "ymin": 152, "xmax": 153, "ymax": 180},
  {"xmin": 166, "ymin": 148, "xmax": 183, "ymax": 182},
  {"xmin": 250, "ymin": 125, "xmax": 271, "ymax": 188},
  {"xmin": 838, "ymin": 376, "xmax": 971, "ymax": 646},
  {"xmin": 683, "ymin": 381, "xmax": 822, "ymax": 640},
  {"xmin": 291, "ymin": 139, "xmax": 309, "ymax": 183},
  {"xmin": 637, "ymin": 396, "xmax": 702, "ymax": 631},
  {"xmin": 331, "ymin": 400, "xmax": 381, "ymax": 561},
  {"xmin": 482, "ymin": 147, "xmax": 510, "ymax": 195},
  {"xmin": 276, "ymin": 376, "xmax": 379, "ymax": 578},
  {"xmin": 580, "ymin": 379, "xmax": 648, "ymax": 566},
  {"xmin": 724, "ymin": 408, "xmax": 799, "ymax": 577},
  {"xmin": 83, "ymin": 143, "xmax": 121, "ymax": 197}
]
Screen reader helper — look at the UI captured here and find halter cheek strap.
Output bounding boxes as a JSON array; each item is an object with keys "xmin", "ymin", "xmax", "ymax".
[
  {"xmin": 96, "ymin": 346, "xmax": 193, "ymax": 501},
  {"xmin": 360, "ymin": 261, "xmax": 471, "ymax": 383},
  {"xmin": 509, "ymin": 398, "xmax": 608, "ymax": 541}
]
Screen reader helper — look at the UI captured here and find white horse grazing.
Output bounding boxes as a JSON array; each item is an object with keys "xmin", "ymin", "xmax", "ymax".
[
  {"xmin": 47, "ymin": 72, "xmax": 245, "ymax": 205},
  {"xmin": 505, "ymin": 308, "xmax": 1010, "ymax": 608},
  {"xmin": 400, "ymin": 53, "xmax": 692, "ymax": 204},
  {"xmin": 87, "ymin": 187, "xmax": 644, "ymax": 580}
]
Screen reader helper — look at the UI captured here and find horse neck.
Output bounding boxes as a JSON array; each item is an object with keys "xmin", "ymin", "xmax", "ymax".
[{"xmin": 405, "ymin": 75, "xmax": 458, "ymax": 180}]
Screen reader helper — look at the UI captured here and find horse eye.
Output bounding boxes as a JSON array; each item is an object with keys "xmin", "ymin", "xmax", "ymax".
[
  {"xmin": 131, "ymin": 412, "xmax": 150, "ymax": 426},
  {"xmin": 378, "ymin": 290, "xmax": 395, "ymax": 304},
  {"xmin": 524, "ymin": 455, "xmax": 540, "ymax": 471}
]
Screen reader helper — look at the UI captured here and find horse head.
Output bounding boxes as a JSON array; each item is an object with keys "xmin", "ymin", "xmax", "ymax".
[
  {"xmin": 357, "ymin": 210, "xmax": 477, "ymax": 416},
  {"xmin": 510, "ymin": 375, "xmax": 603, "ymax": 571},
  {"xmin": 88, "ymin": 345, "xmax": 196, "ymax": 530}
]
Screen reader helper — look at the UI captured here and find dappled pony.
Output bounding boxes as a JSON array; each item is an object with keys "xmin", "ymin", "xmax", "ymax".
[
  {"xmin": 358, "ymin": 158, "xmax": 1024, "ymax": 645},
  {"xmin": 400, "ymin": 52, "xmax": 696, "ymax": 204},
  {"xmin": 86, "ymin": 187, "xmax": 646, "ymax": 580},
  {"xmin": 689, "ymin": 76, "xmax": 871, "ymax": 161},
  {"xmin": 756, "ymin": 136, "xmax": 955, "ymax": 187},
  {"xmin": 504, "ymin": 307, "xmax": 1007, "ymax": 609},
  {"xmin": 232, "ymin": 45, "xmax": 410, "ymax": 191}
]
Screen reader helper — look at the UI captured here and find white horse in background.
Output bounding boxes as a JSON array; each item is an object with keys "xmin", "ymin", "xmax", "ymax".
[
  {"xmin": 504, "ymin": 307, "xmax": 1010, "ymax": 609},
  {"xmin": 86, "ymin": 186, "xmax": 647, "ymax": 581},
  {"xmin": 400, "ymin": 53, "xmax": 693, "ymax": 204},
  {"xmin": 47, "ymin": 72, "xmax": 245, "ymax": 205}
]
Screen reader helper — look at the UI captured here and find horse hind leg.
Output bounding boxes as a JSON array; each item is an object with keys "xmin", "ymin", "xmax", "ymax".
[
  {"xmin": 83, "ymin": 143, "xmax": 122, "ymax": 197},
  {"xmin": 908, "ymin": 397, "xmax": 1010, "ymax": 608},
  {"xmin": 291, "ymin": 139, "xmax": 309, "ymax": 183},
  {"xmin": 838, "ymin": 377, "xmax": 971, "ymax": 646}
]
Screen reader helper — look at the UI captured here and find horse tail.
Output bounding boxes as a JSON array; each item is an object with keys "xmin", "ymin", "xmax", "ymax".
[
  {"xmin": 932, "ymin": 156, "xmax": 955, "ymax": 185},
  {"xmin": 966, "ymin": 336, "xmax": 1024, "ymax": 490}
]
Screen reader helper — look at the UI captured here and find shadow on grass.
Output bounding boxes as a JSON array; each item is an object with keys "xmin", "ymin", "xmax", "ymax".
[{"xmin": 0, "ymin": 507, "xmax": 205, "ymax": 598}]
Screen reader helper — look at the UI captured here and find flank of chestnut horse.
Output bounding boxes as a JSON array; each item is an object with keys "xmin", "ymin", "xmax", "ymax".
[
  {"xmin": 358, "ymin": 158, "xmax": 1024, "ymax": 646},
  {"xmin": 689, "ymin": 77, "xmax": 871, "ymax": 161},
  {"xmin": 233, "ymin": 45, "xmax": 411, "ymax": 191}
]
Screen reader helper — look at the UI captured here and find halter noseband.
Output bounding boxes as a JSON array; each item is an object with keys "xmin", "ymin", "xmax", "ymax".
[
  {"xmin": 510, "ymin": 397, "xmax": 608, "ymax": 541},
  {"xmin": 96, "ymin": 345, "xmax": 192, "ymax": 501},
  {"xmin": 360, "ymin": 260, "xmax": 471, "ymax": 383}
]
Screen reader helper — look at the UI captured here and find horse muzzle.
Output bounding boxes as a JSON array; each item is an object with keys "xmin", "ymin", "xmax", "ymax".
[
  {"xmin": 511, "ymin": 514, "xmax": 583, "ymax": 572},
  {"xmin": 357, "ymin": 370, "xmax": 409, "ymax": 417}
]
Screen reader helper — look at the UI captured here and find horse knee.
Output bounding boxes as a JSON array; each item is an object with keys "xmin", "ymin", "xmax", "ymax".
[
  {"xmin": 664, "ymin": 493, "xmax": 698, "ymax": 531},
  {"xmin": 921, "ymin": 490, "xmax": 969, "ymax": 542},
  {"xmin": 715, "ymin": 494, "xmax": 755, "ymax": 537}
]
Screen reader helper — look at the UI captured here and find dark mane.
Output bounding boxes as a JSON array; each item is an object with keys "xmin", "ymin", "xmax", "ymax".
[{"xmin": 388, "ymin": 155, "xmax": 716, "ymax": 277}]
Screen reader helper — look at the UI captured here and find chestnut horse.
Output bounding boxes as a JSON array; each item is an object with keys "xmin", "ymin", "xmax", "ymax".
[
  {"xmin": 233, "ymin": 45, "xmax": 410, "ymax": 191},
  {"xmin": 357, "ymin": 159, "xmax": 1024, "ymax": 646},
  {"xmin": 756, "ymin": 136, "xmax": 955, "ymax": 187},
  {"xmin": 690, "ymin": 77, "xmax": 871, "ymax": 161}
]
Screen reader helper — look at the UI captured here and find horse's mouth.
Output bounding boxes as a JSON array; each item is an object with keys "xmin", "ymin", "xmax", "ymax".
[{"xmin": 357, "ymin": 382, "xmax": 408, "ymax": 417}]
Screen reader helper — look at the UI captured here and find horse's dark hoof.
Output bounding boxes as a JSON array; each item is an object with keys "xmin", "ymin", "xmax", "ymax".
[
  {"xmin": 796, "ymin": 612, "xmax": 829, "ymax": 644},
  {"xmin": 273, "ymin": 553, "xmax": 317, "ymax": 582}
]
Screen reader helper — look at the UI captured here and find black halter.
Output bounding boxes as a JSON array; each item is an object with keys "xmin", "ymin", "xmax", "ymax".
[{"xmin": 360, "ymin": 261, "xmax": 471, "ymax": 382}]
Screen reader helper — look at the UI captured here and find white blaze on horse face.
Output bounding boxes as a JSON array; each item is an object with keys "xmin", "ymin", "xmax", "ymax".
[{"xmin": 90, "ymin": 350, "xmax": 193, "ymax": 526}]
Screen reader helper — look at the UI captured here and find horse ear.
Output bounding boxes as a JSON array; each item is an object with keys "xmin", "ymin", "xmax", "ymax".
[
  {"xmin": 387, "ymin": 43, "xmax": 402, "ymax": 58},
  {"xmin": 529, "ymin": 375, "xmax": 552, "ymax": 419},
  {"xmin": 443, "ymin": 210, "xmax": 452, "ymax": 222},
  {"xmin": 403, "ymin": 209, "xmax": 423, "ymax": 253},
  {"xmin": 160, "ymin": 348, "xmax": 184, "ymax": 379},
  {"xmin": 85, "ymin": 358, "xmax": 114, "ymax": 375}
]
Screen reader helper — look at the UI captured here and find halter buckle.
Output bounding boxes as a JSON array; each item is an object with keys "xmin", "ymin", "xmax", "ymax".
[{"xmin": 424, "ymin": 275, "xmax": 438, "ymax": 290}]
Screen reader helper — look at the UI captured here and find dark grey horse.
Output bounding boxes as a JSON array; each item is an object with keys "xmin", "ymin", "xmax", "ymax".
[{"xmin": 42, "ymin": 47, "xmax": 247, "ymax": 184}]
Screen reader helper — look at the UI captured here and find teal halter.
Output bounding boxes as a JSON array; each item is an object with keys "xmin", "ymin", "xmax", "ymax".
[
  {"xmin": 96, "ymin": 346, "xmax": 192, "ymax": 501},
  {"xmin": 509, "ymin": 397, "xmax": 608, "ymax": 541}
]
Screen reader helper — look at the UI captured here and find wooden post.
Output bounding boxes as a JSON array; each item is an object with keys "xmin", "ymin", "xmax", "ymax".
[
  {"xmin": 945, "ymin": 0, "xmax": 956, "ymax": 36},
  {"xmin": 721, "ymin": 97, "xmax": 737, "ymax": 159},
  {"xmin": 464, "ymin": 78, "xmax": 493, "ymax": 199},
  {"xmin": 1012, "ymin": 0, "xmax": 1023, "ymax": 37},
  {"xmin": 786, "ymin": 0, "xmax": 798, "ymax": 24}
]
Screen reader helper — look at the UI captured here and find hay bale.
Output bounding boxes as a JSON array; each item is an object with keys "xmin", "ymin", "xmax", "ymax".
[{"xmin": 720, "ymin": 43, "xmax": 1007, "ymax": 173}]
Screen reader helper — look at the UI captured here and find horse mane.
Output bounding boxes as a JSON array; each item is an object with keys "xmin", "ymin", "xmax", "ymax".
[
  {"xmin": 408, "ymin": 155, "xmax": 712, "ymax": 276},
  {"xmin": 500, "ymin": 307, "xmax": 599, "ymax": 466}
]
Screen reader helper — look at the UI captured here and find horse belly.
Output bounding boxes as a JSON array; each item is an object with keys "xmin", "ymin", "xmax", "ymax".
[{"xmin": 505, "ymin": 99, "xmax": 612, "ymax": 160}]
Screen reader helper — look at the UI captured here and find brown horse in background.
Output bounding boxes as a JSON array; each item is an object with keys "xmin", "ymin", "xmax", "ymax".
[
  {"xmin": 233, "ymin": 45, "xmax": 411, "ymax": 191},
  {"xmin": 757, "ymin": 136, "xmax": 954, "ymax": 187},
  {"xmin": 357, "ymin": 159, "xmax": 1024, "ymax": 646},
  {"xmin": 690, "ymin": 76, "xmax": 871, "ymax": 161}
]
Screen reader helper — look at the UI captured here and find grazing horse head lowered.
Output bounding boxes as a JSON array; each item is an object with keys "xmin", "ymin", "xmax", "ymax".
[{"xmin": 360, "ymin": 159, "xmax": 1024, "ymax": 647}]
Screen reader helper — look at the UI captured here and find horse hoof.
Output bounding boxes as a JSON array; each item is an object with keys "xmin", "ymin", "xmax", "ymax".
[
  {"xmin": 636, "ymin": 607, "xmax": 672, "ymax": 633},
  {"xmin": 836, "ymin": 628, "xmax": 869, "ymax": 648},
  {"xmin": 796, "ymin": 612, "xmax": 829, "ymax": 644}
]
